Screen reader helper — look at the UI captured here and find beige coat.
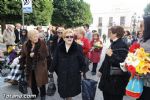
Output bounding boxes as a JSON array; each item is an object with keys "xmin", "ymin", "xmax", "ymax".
[
  {"xmin": 0, "ymin": 33, "xmax": 4, "ymax": 43},
  {"xmin": 3, "ymin": 29, "xmax": 16, "ymax": 45}
]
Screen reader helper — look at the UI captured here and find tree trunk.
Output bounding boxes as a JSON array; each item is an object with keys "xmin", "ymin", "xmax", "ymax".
[{"xmin": 1, "ymin": 20, "xmax": 6, "ymax": 34}]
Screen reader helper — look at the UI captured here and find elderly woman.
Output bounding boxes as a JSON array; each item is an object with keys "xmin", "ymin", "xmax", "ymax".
[
  {"xmin": 20, "ymin": 30, "xmax": 48, "ymax": 100},
  {"xmin": 75, "ymin": 27, "xmax": 91, "ymax": 58},
  {"xmin": 137, "ymin": 16, "xmax": 150, "ymax": 100},
  {"xmin": 0, "ymin": 32, "xmax": 4, "ymax": 43},
  {"xmin": 49, "ymin": 29, "xmax": 86, "ymax": 100},
  {"xmin": 98, "ymin": 26, "xmax": 129, "ymax": 100},
  {"xmin": 75, "ymin": 27, "xmax": 91, "ymax": 74},
  {"xmin": 3, "ymin": 24, "xmax": 16, "ymax": 45}
]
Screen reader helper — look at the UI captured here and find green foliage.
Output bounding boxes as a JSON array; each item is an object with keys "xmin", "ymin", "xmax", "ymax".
[
  {"xmin": 144, "ymin": 3, "xmax": 150, "ymax": 16},
  {"xmin": 25, "ymin": 0, "xmax": 53, "ymax": 25},
  {"xmin": 52, "ymin": 0, "xmax": 92, "ymax": 28},
  {"xmin": 0, "ymin": 0, "xmax": 53, "ymax": 25},
  {"xmin": 0, "ymin": 0, "xmax": 22, "ymax": 23}
]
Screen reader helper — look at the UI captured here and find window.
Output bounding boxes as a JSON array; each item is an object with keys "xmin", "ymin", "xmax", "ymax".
[
  {"xmin": 109, "ymin": 17, "xmax": 113, "ymax": 26},
  {"xmin": 98, "ymin": 17, "xmax": 102, "ymax": 27},
  {"xmin": 120, "ymin": 16, "xmax": 125, "ymax": 26}
]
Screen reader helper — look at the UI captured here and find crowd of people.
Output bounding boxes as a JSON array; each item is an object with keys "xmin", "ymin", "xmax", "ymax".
[{"xmin": 0, "ymin": 16, "xmax": 150, "ymax": 100}]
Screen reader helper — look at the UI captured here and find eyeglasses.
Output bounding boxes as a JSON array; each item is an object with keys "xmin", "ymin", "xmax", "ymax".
[
  {"xmin": 65, "ymin": 36, "xmax": 74, "ymax": 39},
  {"xmin": 57, "ymin": 32, "xmax": 63, "ymax": 34}
]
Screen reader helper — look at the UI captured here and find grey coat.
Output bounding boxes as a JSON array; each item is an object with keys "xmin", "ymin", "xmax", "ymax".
[{"xmin": 140, "ymin": 39, "xmax": 150, "ymax": 87}]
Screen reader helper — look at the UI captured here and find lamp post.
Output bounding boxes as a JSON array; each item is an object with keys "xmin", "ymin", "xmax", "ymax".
[
  {"xmin": 131, "ymin": 13, "xmax": 141, "ymax": 36},
  {"xmin": 131, "ymin": 13, "xmax": 137, "ymax": 36}
]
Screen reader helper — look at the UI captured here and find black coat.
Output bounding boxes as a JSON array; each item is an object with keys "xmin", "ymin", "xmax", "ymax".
[
  {"xmin": 49, "ymin": 41, "xmax": 86, "ymax": 98},
  {"xmin": 52, "ymin": 35, "xmax": 64, "ymax": 55},
  {"xmin": 14, "ymin": 29, "xmax": 22, "ymax": 43},
  {"xmin": 98, "ymin": 38, "xmax": 130, "ymax": 95},
  {"xmin": 45, "ymin": 33, "xmax": 55, "ymax": 67}
]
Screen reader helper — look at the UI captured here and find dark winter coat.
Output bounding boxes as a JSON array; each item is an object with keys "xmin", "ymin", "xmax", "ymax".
[
  {"xmin": 14, "ymin": 29, "xmax": 22, "ymax": 43},
  {"xmin": 98, "ymin": 38, "xmax": 130, "ymax": 95},
  {"xmin": 45, "ymin": 33, "xmax": 55, "ymax": 68},
  {"xmin": 49, "ymin": 41, "xmax": 86, "ymax": 98},
  {"xmin": 19, "ymin": 36, "xmax": 28, "ymax": 45},
  {"xmin": 20, "ymin": 39, "xmax": 49, "ymax": 87},
  {"xmin": 52, "ymin": 35, "xmax": 64, "ymax": 55}
]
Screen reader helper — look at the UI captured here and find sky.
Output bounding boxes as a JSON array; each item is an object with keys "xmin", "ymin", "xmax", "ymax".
[{"xmin": 84, "ymin": 0, "xmax": 150, "ymax": 15}]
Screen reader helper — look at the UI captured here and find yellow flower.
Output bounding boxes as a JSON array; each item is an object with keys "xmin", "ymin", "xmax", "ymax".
[
  {"xmin": 126, "ymin": 47, "xmax": 150, "ymax": 75},
  {"xmin": 136, "ymin": 61, "xmax": 145, "ymax": 74},
  {"xmin": 7, "ymin": 46, "xmax": 15, "ymax": 53},
  {"xmin": 136, "ymin": 61, "xmax": 150, "ymax": 75},
  {"xmin": 136, "ymin": 48, "xmax": 147, "ymax": 58}
]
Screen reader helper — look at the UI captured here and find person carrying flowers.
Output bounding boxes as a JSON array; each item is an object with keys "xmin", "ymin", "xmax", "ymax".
[
  {"xmin": 124, "ymin": 16, "xmax": 150, "ymax": 100},
  {"xmin": 136, "ymin": 16, "xmax": 150, "ymax": 100},
  {"xmin": 90, "ymin": 32, "xmax": 103, "ymax": 75}
]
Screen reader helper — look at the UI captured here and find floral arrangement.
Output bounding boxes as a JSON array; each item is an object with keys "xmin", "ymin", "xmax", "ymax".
[
  {"xmin": 7, "ymin": 46, "xmax": 16, "ymax": 53},
  {"xmin": 93, "ymin": 41, "xmax": 103, "ymax": 49},
  {"xmin": 124, "ymin": 42, "xmax": 150, "ymax": 75}
]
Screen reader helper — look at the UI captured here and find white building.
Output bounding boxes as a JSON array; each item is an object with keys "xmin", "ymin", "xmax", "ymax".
[
  {"xmin": 91, "ymin": 8, "xmax": 142, "ymax": 36},
  {"xmin": 86, "ymin": 0, "xmax": 148, "ymax": 36}
]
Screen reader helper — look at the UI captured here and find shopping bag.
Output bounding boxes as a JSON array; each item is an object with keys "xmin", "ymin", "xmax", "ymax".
[
  {"xmin": 126, "ymin": 76, "xmax": 143, "ymax": 99},
  {"xmin": 82, "ymin": 78, "xmax": 97, "ymax": 100},
  {"xmin": 47, "ymin": 74, "xmax": 56, "ymax": 96},
  {"xmin": 18, "ymin": 71, "xmax": 28, "ymax": 94}
]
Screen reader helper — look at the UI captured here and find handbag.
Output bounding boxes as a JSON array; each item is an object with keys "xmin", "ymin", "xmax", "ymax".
[
  {"xmin": 110, "ymin": 66, "xmax": 124, "ymax": 75},
  {"xmin": 18, "ymin": 70, "xmax": 28, "ymax": 94},
  {"xmin": 47, "ymin": 74, "xmax": 56, "ymax": 96},
  {"xmin": 126, "ymin": 76, "xmax": 143, "ymax": 99},
  {"xmin": 109, "ymin": 48, "xmax": 128, "ymax": 75}
]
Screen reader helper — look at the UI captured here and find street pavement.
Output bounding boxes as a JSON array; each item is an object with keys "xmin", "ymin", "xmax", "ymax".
[{"xmin": 0, "ymin": 39, "xmax": 135, "ymax": 100}]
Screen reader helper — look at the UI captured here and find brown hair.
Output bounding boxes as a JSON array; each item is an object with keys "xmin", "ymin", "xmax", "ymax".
[
  {"xmin": 110, "ymin": 26, "xmax": 124, "ymax": 38},
  {"xmin": 92, "ymin": 32, "xmax": 99, "ymax": 37}
]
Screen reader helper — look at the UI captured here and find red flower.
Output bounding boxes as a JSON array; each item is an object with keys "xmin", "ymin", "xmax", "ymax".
[
  {"xmin": 129, "ymin": 42, "xmax": 140, "ymax": 53},
  {"xmin": 127, "ymin": 65, "xmax": 136, "ymax": 74}
]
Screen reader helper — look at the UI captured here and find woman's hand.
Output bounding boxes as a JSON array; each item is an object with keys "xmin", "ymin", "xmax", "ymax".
[
  {"xmin": 97, "ymin": 71, "xmax": 102, "ymax": 77},
  {"xmin": 30, "ymin": 52, "xmax": 34, "ymax": 58},
  {"xmin": 106, "ymin": 49, "xmax": 113, "ymax": 56},
  {"xmin": 90, "ymin": 47, "xmax": 94, "ymax": 51},
  {"xmin": 81, "ymin": 72, "xmax": 83, "ymax": 76}
]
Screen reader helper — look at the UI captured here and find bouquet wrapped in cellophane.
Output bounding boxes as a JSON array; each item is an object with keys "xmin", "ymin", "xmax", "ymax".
[
  {"xmin": 93, "ymin": 41, "xmax": 103, "ymax": 49},
  {"xmin": 124, "ymin": 42, "xmax": 150, "ymax": 76}
]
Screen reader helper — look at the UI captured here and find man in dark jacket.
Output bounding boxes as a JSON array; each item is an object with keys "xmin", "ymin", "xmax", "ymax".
[
  {"xmin": 14, "ymin": 23, "xmax": 22, "ymax": 43},
  {"xmin": 52, "ymin": 27, "xmax": 64, "ymax": 55}
]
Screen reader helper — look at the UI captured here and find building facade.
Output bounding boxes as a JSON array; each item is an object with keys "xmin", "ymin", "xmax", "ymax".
[{"xmin": 90, "ymin": 8, "xmax": 142, "ymax": 36}]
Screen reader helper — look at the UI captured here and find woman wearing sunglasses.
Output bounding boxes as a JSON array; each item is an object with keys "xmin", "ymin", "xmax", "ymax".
[{"xmin": 49, "ymin": 29, "xmax": 86, "ymax": 100}]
